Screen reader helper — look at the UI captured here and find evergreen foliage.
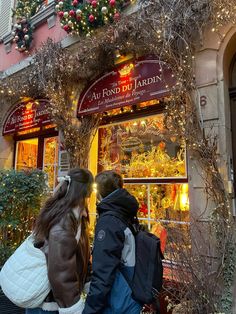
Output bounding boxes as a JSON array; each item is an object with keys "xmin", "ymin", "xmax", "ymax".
[
  {"xmin": 12, "ymin": 0, "xmax": 44, "ymax": 52},
  {"xmin": 0, "ymin": 169, "xmax": 48, "ymax": 265},
  {"xmin": 56, "ymin": 0, "xmax": 129, "ymax": 35},
  {"xmin": 12, "ymin": 0, "xmax": 44, "ymax": 19}
]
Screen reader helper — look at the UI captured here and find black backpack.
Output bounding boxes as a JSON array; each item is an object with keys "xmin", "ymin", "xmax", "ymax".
[{"xmin": 103, "ymin": 211, "xmax": 164, "ymax": 305}]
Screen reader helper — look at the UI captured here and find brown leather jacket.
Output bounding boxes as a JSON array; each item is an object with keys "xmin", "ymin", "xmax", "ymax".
[{"xmin": 40, "ymin": 210, "xmax": 85, "ymax": 309}]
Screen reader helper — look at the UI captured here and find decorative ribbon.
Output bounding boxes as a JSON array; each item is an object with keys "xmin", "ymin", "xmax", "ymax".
[{"xmin": 54, "ymin": 175, "xmax": 71, "ymax": 197}]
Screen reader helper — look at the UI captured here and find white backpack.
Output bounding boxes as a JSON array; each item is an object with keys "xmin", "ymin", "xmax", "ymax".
[{"xmin": 0, "ymin": 234, "xmax": 50, "ymax": 308}]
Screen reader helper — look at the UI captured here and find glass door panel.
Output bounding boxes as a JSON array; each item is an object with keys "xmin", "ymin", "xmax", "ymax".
[
  {"xmin": 15, "ymin": 138, "xmax": 38, "ymax": 170},
  {"xmin": 43, "ymin": 137, "xmax": 59, "ymax": 190}
]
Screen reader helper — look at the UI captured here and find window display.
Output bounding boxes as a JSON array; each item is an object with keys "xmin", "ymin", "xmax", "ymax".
[
  {"xmin": 15, "ymin": 136, "xmax": 59, "ymax": 190},
  {"xmin": 125, "ymin": 183, "xmax": 190, "ymax": 260},
  {"xmin": 15, "ymin": 138, "xmax": 38, "ymax": 170},
  {"xmin": 43, "ymin": 137, "xmax": 59, "ymax": 190},
  {"xmin": 97, "ymin": 114, "xmax": 189, "ymax": 261},
  {"xmin": 98, "ymin": 115, "xmax": 186, "ymax": 178}
]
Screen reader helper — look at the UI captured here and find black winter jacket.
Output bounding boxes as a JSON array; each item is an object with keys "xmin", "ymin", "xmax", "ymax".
[{"xmin": 83, "ymin": 188, "xmax": 142, "ymax": 314}]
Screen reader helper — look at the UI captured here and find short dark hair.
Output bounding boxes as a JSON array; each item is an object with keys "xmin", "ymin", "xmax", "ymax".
[{"xmin": 95, "ymin": 170, "xmax": 123, "ymax": 198}]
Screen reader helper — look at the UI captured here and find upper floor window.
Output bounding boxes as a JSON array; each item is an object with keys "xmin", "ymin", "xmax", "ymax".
[
  {"xmin": 0, "ymin": 0, "xmax": 14, "ymax": 39},
  {"xmin": 0, "ymin": 0, "xmax": 51, "ymax": 39}
]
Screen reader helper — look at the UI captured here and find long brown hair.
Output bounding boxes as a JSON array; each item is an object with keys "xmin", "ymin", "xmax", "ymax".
[
  {"xmin": 78, "ymin": 213, "xmax": 91, "ymax": 291},
  {"xmin": 34, "ymin": 168, "xmax": 94, "ymax": 288}
]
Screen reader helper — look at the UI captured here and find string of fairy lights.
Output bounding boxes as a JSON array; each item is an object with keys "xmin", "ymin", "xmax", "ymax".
[{"xmin": 55, "ymin": 0, "xmax": 129, "ymax": 36}]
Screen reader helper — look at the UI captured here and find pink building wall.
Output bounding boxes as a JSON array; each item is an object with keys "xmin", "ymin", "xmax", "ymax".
[{"xmin": 0, "ymin": 17, "xmax": 67, "ymax": 72}]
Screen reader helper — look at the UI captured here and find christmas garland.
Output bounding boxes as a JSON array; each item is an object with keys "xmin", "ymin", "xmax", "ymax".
[
  {"xmin": 12, "ymin": 0, "xmax": 45, "ymax": 52},
  {"xmin": 56, "ymin": 0, "xmax": 129, "ymax": 36}
]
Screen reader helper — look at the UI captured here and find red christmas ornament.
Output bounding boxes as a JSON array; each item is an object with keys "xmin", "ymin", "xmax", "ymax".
[
  {"xmin": 63, "ymin": 25, "xmax": 70, "ymax": 32},
  {"xmin": 109, "ymin": 0, "xmax": 116, "ymax": 6},
  {"xmin": 89, "ymin": 14, "xmax": 95, "ymax": 22},
  {"xmin": 69, "ymin": 10, "xmax": 75, "ymax": 17},
  {"xmin": 114, "ymin": 12, "xmax": 120, "ymax": 21},
  {"xmin": 72, "ymin": 0, "xmax": 78, "ymax": 6},
  {"xmin": 139, "ymin": 203, "xmax": 148, "ymax": 215},
  {"xmin": 58, "ymin": 11, "xmax": 64, "ymax": 18},
  {"xmin": 91, "ymin": 0, "xmax": 97, "ymax": 8}
]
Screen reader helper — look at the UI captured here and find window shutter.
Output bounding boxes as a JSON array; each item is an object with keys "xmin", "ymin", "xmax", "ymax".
[
  {"xmin": 0, "ymin": 0, "xmax": 14, "ymax": 38},
  {"xmin": 58, "ymin": 150, "xmax": 70, "ymax": 177}
]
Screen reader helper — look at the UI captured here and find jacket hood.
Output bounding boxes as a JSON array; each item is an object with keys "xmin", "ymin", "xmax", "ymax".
[{"xmin": 97, "ymin": 188, "xmax": 139, "ymax": 218}]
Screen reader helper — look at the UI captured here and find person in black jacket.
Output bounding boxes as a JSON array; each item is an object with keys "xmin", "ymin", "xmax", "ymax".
[{"xmin": 82, "ymin": 170, "xmax": 142, "ymax": 314}]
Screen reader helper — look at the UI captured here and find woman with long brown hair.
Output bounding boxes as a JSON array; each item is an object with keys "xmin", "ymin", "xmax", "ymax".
[{"xmin": 25, "ymin": 168, "xmax": 94, "ymax": 314}]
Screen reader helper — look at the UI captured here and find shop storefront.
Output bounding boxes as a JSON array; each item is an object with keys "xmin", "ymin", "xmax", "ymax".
[
  {"xmin": 2, "ymin": 99, "xmax": 59, "ymax": 190},
  {"xmin": 78, "ymin": 57, "xmax": 190, "ymax": 263}
]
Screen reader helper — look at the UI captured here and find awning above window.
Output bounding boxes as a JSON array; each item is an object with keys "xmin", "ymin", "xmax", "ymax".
[
  {"xmin": 2, "ymin": 99, "xmax": 53, "ymax": 136},
  {"xmin": 77, "ymin": 57, "xmax": 176, "ymax": 116}
]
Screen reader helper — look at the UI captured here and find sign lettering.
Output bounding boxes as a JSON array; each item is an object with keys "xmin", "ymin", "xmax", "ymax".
[
  {"xmin": 2, "ymin": 99, "xmax": 52, "ymax": 136},
  {"xmin": 77, "ymin": 58, "xmax": 176, "ymax": 116}
]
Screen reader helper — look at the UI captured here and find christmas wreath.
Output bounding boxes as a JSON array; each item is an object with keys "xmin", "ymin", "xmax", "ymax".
[
  {"xmin": 56, "ymin": 0, "xmax": 130, "ymax": 36},
  {"xmin": 12, "ymin": 0, "xmax": 45, "ymax": 52}
]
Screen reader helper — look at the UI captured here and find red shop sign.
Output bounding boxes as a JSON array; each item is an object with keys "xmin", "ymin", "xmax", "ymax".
[
  {"xmin": 2, "ymin": 99, "xmax": 52, "ymax": 136},
  {"xmin": 77, "ymin": 58, "xmax": 175, "ymax": 116}
]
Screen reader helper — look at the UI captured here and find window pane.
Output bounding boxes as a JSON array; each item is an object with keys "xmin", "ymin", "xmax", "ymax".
[
  {"xmin": 0, "ymin": 0, "xmax": 14, "ymax": 38},
  {"xmin": 125, "ymin": 183, "xmax": 190, "ymax": 260},
  {"xmin": 125, "ymin": 183, "xmax": 189, "ymax": 222},
  {"xmin": 98, "ymin": 115, "xmax": 186, "ymax": 178},
  {"xmin": 43, "ymin": 137, "xmax": 59, "ymax": 190},
  {"xmin": 15, "ymin": 138, "xmax": 38, "ymax": 170},
  {"xmin": 125, "ymin": 184, "xmax": 149, "ymax": 219},
  {"xmin": 152, "ymin": 221, "xmax": 191, "ymax": 262}
]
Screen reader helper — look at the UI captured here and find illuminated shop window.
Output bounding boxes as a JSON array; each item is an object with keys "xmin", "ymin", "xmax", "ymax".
[
  {"xmin": 15, "ymin": 138, "xmax": 38, "ymax": 170},
  {"xmin": 43, "ymin": 137, "xmax": 59, "ymax": 190},
  {"xmin": 125, "ymin": 183, "xmax": 190, "ymax": 260},
  {"xmin": 98, "ymin": 114, "xmax": 189, "ymax": 261},
  {"xmin": 98, "ymin": 114, "xmax": 186, "ymax": 178},
  {"xmin": 15, "ymin": 136, "xmax": 59, "ymax": 191}
]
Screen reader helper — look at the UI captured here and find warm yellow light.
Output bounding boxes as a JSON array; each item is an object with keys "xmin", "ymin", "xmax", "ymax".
[
  {"xmin": 180, "ymin": 184, "xmax": 189, "ymax": 211},
  {"xmin": 26, "ymin": 102, "xmax": 33, "ymax": 110},
  {"xmin": 118, "ymin": 63, "xmax": 134, "ymax": 76},
  {"xmin": 93, "ymin": 183, "xmax": 97, "ymax": 193}
]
